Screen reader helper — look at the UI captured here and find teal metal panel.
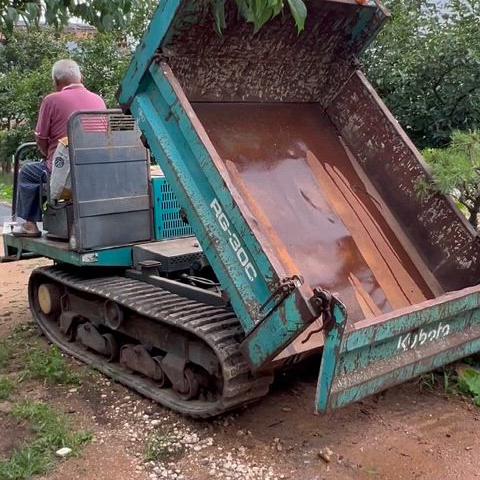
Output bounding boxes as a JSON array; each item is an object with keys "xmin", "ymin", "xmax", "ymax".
[
  {"xmin": 350, "ymin": 7, "xmax": 375, "ymax": 44},
  {"xmin": 119, "ymin": 0, "xmax": 181, "ymax": 107},
  {"xmin": 94, "ymin": 247, "xmax": 133, "ymax": 266},
  {"xmin": 3, "ymin": 234, "xmax": 133, "ymax": 267},
  {"xmin": 129, "ymin": 63, "xmax": 316, "ymax": 368},
  {"xmin": 315, "ymin": 302, "xmax": 348, "ymax": 412},
  {"xmin": 151, "ymin": 176, "xmax": 194, "ymax": 240},
  {"xmin": 316, "ymin": 285, "xmax": 480, "ymax": 412}
]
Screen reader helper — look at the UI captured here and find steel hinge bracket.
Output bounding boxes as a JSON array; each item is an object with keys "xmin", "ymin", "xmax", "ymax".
[
  {"xmin": 312, "ymin": 288, "xmax": 338, "ymax": 332},
  {"xmin": 300, "ymin": 288, "xmax": 340, "ymax": 345},
  {"xmin": 259, "ymin": 275, "xmax": 304, "ymax": 320}
]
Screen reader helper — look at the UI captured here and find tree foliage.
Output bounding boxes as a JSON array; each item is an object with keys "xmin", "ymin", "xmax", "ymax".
[
  {"xmin": 423, "ymin": 131, "xmax": 480, "ymax": 229},
  {"xmin": 124, "ymin": 0, "xmax": 157, "ymax": 41},
  {"xmin": 0, "ymin": 28, "xmax": 129, "ymax": 170},
  {"xmin": 212, "ymin": 0, "xmax": 306, "ymax": 33},
  {"xmin": 0, "ymin": 0, "xmax": 307, "ymax": 36},
  {"xmin": 363, "ymin": 0, "xmax": 480, "ymax": 150},
  {"xmin": 71, "ymin": 33, "xmax": 130, "ymax": 106},
  {"xmin": 0, "ymin": 0, "xmax": 134, "ymax": 34}
]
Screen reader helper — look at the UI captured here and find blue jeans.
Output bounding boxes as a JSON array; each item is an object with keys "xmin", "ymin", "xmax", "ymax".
[{"xmin": 16, "ymin": 162, "xmax": 49, "ymax": 222}]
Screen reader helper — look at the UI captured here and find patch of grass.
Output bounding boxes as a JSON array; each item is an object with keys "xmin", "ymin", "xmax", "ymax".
[
  {"xmin": 0, "ymin": 446, "xmax": 51, "ymax": 480},
  {"xmin": 0, "ymin": 324, "xmax": 81, "ymax": 389},
  {"xmin": 419, "ymin": 368, "xmax": 456, "ymax": 395},
  {"xmin": 12, "ymin": 402, "xmax": 91, "ymax": 449},
  {"xmin": 144, "ymin": 432, "xmax": 184, "ymax": 463},
  {"xmin": 457, "ymin": 367, "xmax": 480, "ymax": 406},
  {"xmin": 419, "ymin": 372, "xmax": 436, "ymax": 392},
  {"xmin": 0, "ymin": 324, "xmax": 37, "ymax": 372},
  {"xmin": 0, "ymin": 377, "xmax": 14, "ymax": 400},
  {"xmin": 0, "ymin": 401, "xmax": 91, "ymax": 480},
  {"xmin": 23, "ymin": 346, "xmax": 80, "ymax": 386},
  {"xmin": 0, "ymin": 342, "xmax": 13, "ymax": 371},
  {"xmin": 420, "ymin": 365, "xmax": 480, "ymax": 406},
  {"xmin": 0, "ymin": 182, "xmax": 12, "ymax": 204}
]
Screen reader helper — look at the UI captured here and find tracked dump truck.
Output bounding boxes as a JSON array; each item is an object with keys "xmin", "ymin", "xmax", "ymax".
[{"xmin": 3, "ymin": 0, "xmax": 480, "ymax": 417}]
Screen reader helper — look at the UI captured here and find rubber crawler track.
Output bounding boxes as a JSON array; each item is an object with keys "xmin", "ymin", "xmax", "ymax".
[{"xmin": 29, "ymin": 266, "xmax": 273, "ymax": 418}]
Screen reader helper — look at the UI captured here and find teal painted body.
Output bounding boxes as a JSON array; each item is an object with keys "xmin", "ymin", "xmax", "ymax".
[
  {"xmin": 117, "ymin": 0, "xmax": 399, "ymax": 372},
  {"xmin": 316, "ymin": 285, "xmax": 480, "ymax": 412},
  {"xmin": 3, "ymin": 233, "xmax": 133, "ymax": 267},
  {"xmin": 6, "ymin": 0, "xmax": 480, "ymax": 416}
]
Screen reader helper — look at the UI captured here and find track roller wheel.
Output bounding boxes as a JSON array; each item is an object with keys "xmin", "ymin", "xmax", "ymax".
[
  {"xmin": 59, "ymin": 311, "xmax": 83, "ymax": 342},
  {"xmin": 103, "ymin": 300, "xmax": 124, "ymax": 330},
  {"xmin": 37, "ymin": 283, "xmax": 62, "ymax": 316},
  {"xmin": 120, "ymin": 344, "xmax": 167, "ymax": 387},
  {"xmin": 161, "ymin": 353, "xmax": 202, "ymax": 400},
  {"xmin": 103, "ymin": 333, "xmax": 119, "ymax": 362},
  {"xmin": 175, "ymin": 366, "xmax": 200, "ymax": 400},
  {"xmin": 77, "ymin": 323, "xmax": 119, "ymax": 362}
]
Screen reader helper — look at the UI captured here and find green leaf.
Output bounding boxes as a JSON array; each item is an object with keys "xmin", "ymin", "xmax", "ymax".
[
  {"xmin": 287, "ymin": 0, "xmax": 307, "ymax": 32},
  {"xmin": 24, "ymin": 2, "xmax": 40, "ymax": 22},
  {"xmin": 212, "ymin": 0, "xmax": 226, "ymax": 34},
  {"xmin": 102, "ymin": 13, "xmax": 114, "ymax": 31},
  {"xmin": 6, "ymin": 7, "xmax": 19, "ymax": 23},
  {"xmin": 458, "ymin": 368, "xmax": 480, "ymax": 398}
]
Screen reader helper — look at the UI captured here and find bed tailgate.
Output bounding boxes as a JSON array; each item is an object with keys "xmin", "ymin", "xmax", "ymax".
[{"xmin": 316, "ymin": 285, "xmax": 480, "ymax": 412}]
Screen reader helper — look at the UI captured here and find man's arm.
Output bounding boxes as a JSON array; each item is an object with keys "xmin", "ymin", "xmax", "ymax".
[
  {"xmin": 36, "ymin": 137, "xmax": 49, "ymax": 157},
  {"xmin": 35, "ymin": 97, "xmax": 51, "ymax": 157}
]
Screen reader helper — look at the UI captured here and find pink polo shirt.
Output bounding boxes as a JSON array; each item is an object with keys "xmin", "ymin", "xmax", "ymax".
[{"xmin": 35, "ymin": 84, "xmax": 106, "ymax": 170}]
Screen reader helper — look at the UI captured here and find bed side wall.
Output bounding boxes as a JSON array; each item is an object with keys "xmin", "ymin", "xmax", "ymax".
[{"xmin": 327, "ymin": 70, "xmax": 480, "ymax": 291}]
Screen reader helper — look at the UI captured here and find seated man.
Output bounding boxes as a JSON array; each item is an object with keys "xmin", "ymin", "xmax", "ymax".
[{"xmin": 14, "ymin": 59, "xmax": 106, "ymax": 237}]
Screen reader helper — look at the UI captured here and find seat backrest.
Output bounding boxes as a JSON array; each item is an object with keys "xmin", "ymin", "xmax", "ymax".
[{"xmin": 68, "ymin": 110, "xmax": 152, "ymax": 251}]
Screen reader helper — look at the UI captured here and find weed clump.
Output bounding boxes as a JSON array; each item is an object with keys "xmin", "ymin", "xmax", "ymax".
[
  {"xmin": 0, "ymin": 324, "xmax": 37, "ymax": 372},
  {"xmin": 0, "ymin": 401, "xmax": 91, "ymax": 479},
  {"xmin": 23, "ymin": 346, "xmax": 80, "ymax": 386},
  {"xmin": 0, "ymin": 342, "xmax": 13, "ymax": 371},
  {"xmin": 0, "ymin": 377, "xmax": 14, "ymax": 401},
  {"xmin": 457, "ymin": 368, "xmax": 480, "ymax": 406},
  {"xmin": 145, "ymin": 432, "xmax": 185, "ymax": 463}
]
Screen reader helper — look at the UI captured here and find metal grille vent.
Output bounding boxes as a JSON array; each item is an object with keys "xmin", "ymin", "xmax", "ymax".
[{"xmin": 109, "ymin": 114, "xmax": 137, "ymax": 132}]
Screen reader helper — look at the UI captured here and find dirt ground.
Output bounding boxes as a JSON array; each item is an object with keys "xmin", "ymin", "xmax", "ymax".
[{"xmin": 1, "ymin": 253, "xmax": 480, "ymax": 480}]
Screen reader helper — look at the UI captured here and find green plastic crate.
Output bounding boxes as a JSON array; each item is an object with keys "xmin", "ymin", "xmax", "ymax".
[{"xmin": 152, "ymin": 176, "xmax": 194, "ymax": 240}]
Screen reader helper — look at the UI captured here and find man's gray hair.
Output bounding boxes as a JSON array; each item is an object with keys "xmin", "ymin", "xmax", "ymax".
[{"xmin": 52, "ymin": 59, "xmax": 82, "ymax": 85}]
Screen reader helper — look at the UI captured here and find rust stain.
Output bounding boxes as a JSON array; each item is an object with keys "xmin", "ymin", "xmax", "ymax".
[
  {"xmin": 224, "ymin": 159, "xmax": 301, "ymax": 279},
  {"xmin": 193, "ymin": 102, "xmax": 434, "ymax": 329},
  {"xmin": 307, "ymin": 151, "xmax": 429, "ymax": 309}
]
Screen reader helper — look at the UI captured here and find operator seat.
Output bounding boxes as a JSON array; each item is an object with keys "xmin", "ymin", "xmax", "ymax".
[{"xmin": 43, "ymin": 110, "xmax": 153, "ymax": 251}]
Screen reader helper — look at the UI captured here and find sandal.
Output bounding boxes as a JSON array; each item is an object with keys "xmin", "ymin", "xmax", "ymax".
[{"xmin": 12, "ymin": 226, "xmax": 42, "ymax": 238}]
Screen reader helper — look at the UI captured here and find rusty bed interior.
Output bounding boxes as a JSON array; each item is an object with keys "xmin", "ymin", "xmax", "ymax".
[{"xmin": 193, "ymin": 101, "xmax": 477, "ymax": 359}]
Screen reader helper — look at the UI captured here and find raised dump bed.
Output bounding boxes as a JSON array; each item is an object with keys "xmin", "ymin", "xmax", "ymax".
[
  {"xmin": 119, "ymin": 0, "xmax": 480, "ymax": 412},
  {"xmin": 193, "ymin": 102, "xmax": 439, "ymax": 359}
]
